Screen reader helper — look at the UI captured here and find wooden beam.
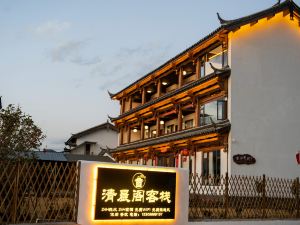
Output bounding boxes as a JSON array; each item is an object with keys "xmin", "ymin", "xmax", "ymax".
[
  {"xmin": 157, "ymin": 79, "xmax": 162, "ymax": 97},
  {"xmin": 177, "ymin": 105, "xmax": 182, "ymax": 131},
  {"xmin": 196, "ymin": 145, "xmax": 225, "ymax": 152},
  {"xmin": 142, "ymin": 87, "xmax": 146, "ymax": 104},
  {"xmin": 195, "ymin": 58, "xmax": 201, "ymax": 80},
  {"xmin": 195, "ymin": 98, "xmax": 200, "ymax": 127},
  {"xmin": 178, "ymin": 68, "xmax": 183, "ymax": 88}
]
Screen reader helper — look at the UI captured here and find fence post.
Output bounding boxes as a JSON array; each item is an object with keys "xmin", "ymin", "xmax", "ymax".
[
  {"xmin": 224, "ymin": 172, "xmax": 229, "ymax": 218},
  {"xmin": 74, "ymin": 161, "xmax": 81, "ymax": 222},
  {"xmin": 262, "ymin": 174, "xmax": 266, "ymax": 219},
  {"xmin": 12, "ymin": 161, "xmax": 20, "ymax": 223},
  {"xmin": 296, "ymin": 177, "xmax": 299, "ymax": 218}
]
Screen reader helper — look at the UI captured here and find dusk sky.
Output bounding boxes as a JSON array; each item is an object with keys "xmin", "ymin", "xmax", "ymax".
[{"xmin": 1, "ymin": 0, "xmax": 297, "ymax": 151}]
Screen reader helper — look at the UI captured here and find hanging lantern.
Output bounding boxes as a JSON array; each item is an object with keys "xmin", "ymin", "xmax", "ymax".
[
  {"xmin": 181, "ymin": 149, "xmax": 189, "ymax": 156},
  {"xmin": 296, "ymin": 152, "xmax": 300, "ymax": 165}
]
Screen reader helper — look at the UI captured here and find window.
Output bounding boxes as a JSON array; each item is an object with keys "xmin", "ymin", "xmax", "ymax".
[
  {"xmin": 166, "ymin": 125, "xmax": 174, "ymax": 134},
  {"xmin": 202, "ymin": 152, "xmax": 209, "ymax": 177},
  {"xmin": 200, "ymin": 59, "xmax": 205, "ymax": 78},
  {"xmin": 200, "ymin": 99, "xmax": 226, "ymax": 126},
  {"xmin": 208, "ymin": 45, "xmax": 223, "ymax": 67},
  {"xmin": 202, "ymin": 150, "xmax": 221, "ymax": 181},
  {"xmin": 213, "ymin": 151, "xmax": 221, "ymax": 177},
  {"xmin": 85, "ymin": 144, "xmax": 91, "ymax": 155},
  {"xmin": 184, "ymin": 119, "xmax": 194, "ymax": 129},
  {"xmin": 151, "ymin": 130, "xmax": 157, "ymax": 138},
  {"xmin": 217, "ymin": 100, "xmax": 226, "ymax": 120},
  {"xmin": 144, "ymin": 128, "xmax": 150, "ymax": 139}
]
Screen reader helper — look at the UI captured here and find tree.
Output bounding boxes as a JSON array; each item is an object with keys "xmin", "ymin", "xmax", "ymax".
[{"xmin": 0, "ymin": 104, "xmax": 45, "ymax": 161}]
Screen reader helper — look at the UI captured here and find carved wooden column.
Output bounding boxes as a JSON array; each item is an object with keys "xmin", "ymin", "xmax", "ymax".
[
  {"xmin": 157, "ymin": 79, "xmax": 162, "ymax": 97},
  {"xmin": 127, "ymin": 125, "xmax": 131, "ymax": 143},
  {"xmin": 177, "ymin": 105, "xmax": 182, "ymax": 131},
  {"xmin": 178, "ymin": 68, "xmax": 183, "ymax": 88},
  {"xmin": 222, "ymin": 36, "xmax": 228, "ymax": 67},
  {"xmin": 141, "ymin": 119, "xmax": 145, "ymax": 140},
  {"xmin": 195, "ymin": 98, "xmax": 200, "ymax": 127},
  {"xmin": 195, "ymin": 58, "xmax": 201, "ymax": 80},
  {"xmin": 129, "ymin": 96, "xmax": 133, "ymax": 110},
  {"xmin": 121, "ymin": 98, "xmax": 125, "ymax": 114},
  {"xmin": 142, "ymin": 87, "xmax": 146, "ymax": 104},
  {"xmin": 119, "ymin": 127, "xmax": 124, "ymax": 145},
  {"xmin": 120, "ymin": 99, "xmax": 123, "ymax": 114},
  {"xmin": 156, "ymin": 115, "xmax": 160, "ymax": 137}
]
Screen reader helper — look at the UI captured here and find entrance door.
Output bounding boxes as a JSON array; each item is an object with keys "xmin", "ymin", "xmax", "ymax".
[{"xmin": 157, "ymin": 154, "xmax": 175, "ymax": 167}]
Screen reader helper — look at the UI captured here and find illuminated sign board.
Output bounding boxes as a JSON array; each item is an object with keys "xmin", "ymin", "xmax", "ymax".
[{"xmin": 94, "ymin": 167, "xmax": 176, "ymax": 220}]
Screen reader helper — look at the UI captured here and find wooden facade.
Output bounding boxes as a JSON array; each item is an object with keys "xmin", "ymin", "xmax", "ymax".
[
  {"xmin": 109, "ymin": 36, "xmax": 231, "ymax": 173},
  {"xmin": 109, "ymin": 0, "xmax": 300, "ymax": 174}
]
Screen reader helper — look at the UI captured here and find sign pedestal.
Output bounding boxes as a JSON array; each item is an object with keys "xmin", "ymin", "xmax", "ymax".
[{"xmin": 77, "ymin": 161, "xmax": 189, "ymax": 225}]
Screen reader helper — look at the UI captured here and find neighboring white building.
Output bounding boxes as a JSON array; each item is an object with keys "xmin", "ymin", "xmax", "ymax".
[
  {"xmin": 109, "ymin": 0, "xmax": 300, "ymax": 178},
  {"xmin": 65, "ymin": 121, "xmax": 118, "ymax": 157}
]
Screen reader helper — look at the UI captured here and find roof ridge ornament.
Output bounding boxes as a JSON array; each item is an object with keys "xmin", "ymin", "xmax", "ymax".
[
  {"xmin": 107, "ymin": 114, "xmax": 117, "ymax": 122},
  {"xmin": 107, "ymin": 90, "xmax": 115, "ymax": 99},
  {"xmin": 209, "ymin": 63, "xmax": 230, "ymax": 73},
  {"xmin": 273, "ymin": 0, "xmax": 281, "ymax": 7},
  {"xmin": 217, "ymin": 12, "xmax": 232, "ymax": 25}
]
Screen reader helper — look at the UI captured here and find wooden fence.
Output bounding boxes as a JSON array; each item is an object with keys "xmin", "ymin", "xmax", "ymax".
[
  {"xmin": 1, "ymin": 161, "xmax": 299, "ymax": 223},
  {"xmin": 189, "ymin": 173, "xmax": 300, "ymax": 220},
  {"xmin": 0, "ymin": 161, "xmax": 80, "ymax": 225}
]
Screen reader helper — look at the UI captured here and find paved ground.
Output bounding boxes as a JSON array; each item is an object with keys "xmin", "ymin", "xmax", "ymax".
[{"xmin": 9, "ymin": 223, "xmax": 78, "ymax": 225}]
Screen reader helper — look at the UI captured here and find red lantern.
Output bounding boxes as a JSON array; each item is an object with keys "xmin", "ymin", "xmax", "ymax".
[
  {"xmin": 296, "ymin": 152, "xmax": 300, "ymax": 165},
  {"xmin": 181, "ymin": 149, "xmax": 189, "ymax": 156}
]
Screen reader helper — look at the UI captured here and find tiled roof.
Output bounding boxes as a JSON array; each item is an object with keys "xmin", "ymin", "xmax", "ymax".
[
  {"xmin": 110, "ymin": 0, "xmax": 299, "ymax": 99},
  {"xmin": 109, "ymin": 26, "xmax": 222, "ymax": 98},
  {"xmin": 32, "ymin": 151, "xmax": 115, "ymax": 163},
  {"xmin": 64, "ymin": 154, "xmax": 115, "ymax": 163},
  {"xmin": 65, "ymin": 121, "xmax": 118, "ymax": 145},
  {"xmin": 33, "ymin": 151, "xmax": 67, "ymax": 162},
  {"xmin": 112, "ymin": 120, "xmax": 231, "ymax": 153}
]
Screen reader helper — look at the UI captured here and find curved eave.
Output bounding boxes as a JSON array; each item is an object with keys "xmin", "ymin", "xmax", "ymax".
[
  {"xmin": 219, "ymin": 0, "xmax": 300, "ymax": 30},
  {"xmin": 107, "ymin": 90, "xmax": 116, "ymax": 99},
  {"xmin": 112, "ymin": 120, "xmax": 230, "ymax": 153},
  {"xmin": 111, "ymin": 1, "xmax": 300, "ymax": 100},
  {"xmin": 110, "ymin": 66, "xmax": 231, "ymax": 123},
  {"xmin": 111, "ymin": 27, "xmax": 225, "ymax": 100}
]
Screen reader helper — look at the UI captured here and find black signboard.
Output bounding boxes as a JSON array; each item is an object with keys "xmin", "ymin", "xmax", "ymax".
[{"xmin": 94, "ymin": 167, "xmax": 176, "ymax": 220}]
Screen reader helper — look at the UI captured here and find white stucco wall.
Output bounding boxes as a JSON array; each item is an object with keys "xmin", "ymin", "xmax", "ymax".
[
  {"xmin": 70, "ymin": 145, "xmax": 85, "ymax": 155},
  {"xmin": 229, "ymin": 13, "xmax": 300, "ymax": 178},
  {"xmin": 72, "ymin": 128, "xmax": 118, "ymax": 155}
]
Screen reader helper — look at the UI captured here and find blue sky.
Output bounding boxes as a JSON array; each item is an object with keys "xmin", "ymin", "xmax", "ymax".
[{"xmin": 1, "ymin": 0, "xmax": 298, "ymax": 150}]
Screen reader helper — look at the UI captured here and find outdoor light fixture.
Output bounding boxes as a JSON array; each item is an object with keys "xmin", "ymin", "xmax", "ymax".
[
  {"xmin": 162, "ymin": 81, "xmax": 168, "ymax": 86},
  {"xmin": 160, "ymin": 120, "xmax": 165, "ymax": 125},
  {"xmin": 133, "ymin": 128, "xmax": 138, "ymax": 133},
  {"xmin": 183, "ymin": 70, "xmax": 187, "ymax": 76},
  {"xmin": 144, "ymin": 125, "xmax": 149, "ymax": 130},
  {"xmin": 147, "ymin": 89, "xmax": 152, "ymax": 93}
]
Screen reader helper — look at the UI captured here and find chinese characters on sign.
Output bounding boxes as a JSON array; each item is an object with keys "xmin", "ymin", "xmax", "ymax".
[{"xmin": 94, "ymin": 168, "xmax": 176, "ymax": 220}]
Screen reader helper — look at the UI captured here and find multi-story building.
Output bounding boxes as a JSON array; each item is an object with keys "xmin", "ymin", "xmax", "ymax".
[{"xmin": 109, "ymin": 0, "xmax": 300, "ymax": 178}]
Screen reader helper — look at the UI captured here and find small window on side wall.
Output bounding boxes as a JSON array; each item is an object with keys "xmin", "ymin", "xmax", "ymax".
[
  {"xmin": 85, "ymin": 144, "xmax": 91, "ymax": 155},
  {"xmin": 217, "ymin": 100, "xmax": 226, "ymax": 120}
]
